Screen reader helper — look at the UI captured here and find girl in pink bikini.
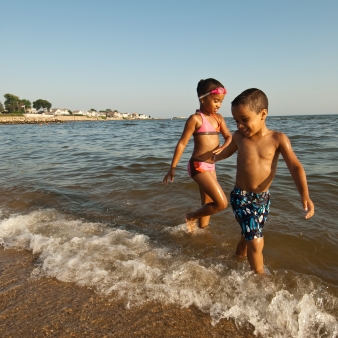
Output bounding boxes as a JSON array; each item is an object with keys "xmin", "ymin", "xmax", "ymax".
[{"xmin": 163, "ymin": 78, "xmax": 232, "ymax": 230}]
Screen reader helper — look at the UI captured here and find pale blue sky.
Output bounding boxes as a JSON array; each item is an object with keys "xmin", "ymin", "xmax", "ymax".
[{"xmin": 1, "ymin": 0, "xmax": 337, "ymax": 117}]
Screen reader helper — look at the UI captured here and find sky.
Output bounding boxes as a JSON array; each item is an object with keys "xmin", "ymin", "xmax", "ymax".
[{"xmin": 1, "ymin": 0, "xmax": 337, "ymax": 118}]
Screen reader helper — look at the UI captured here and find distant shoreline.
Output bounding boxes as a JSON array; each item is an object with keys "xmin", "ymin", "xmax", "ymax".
[
  {"xmin": 2, "ymin": 114, "xmax": 335, "ymax": 125},
  {"xmin": 0, "ymin": 115, "xmax": 168, "ymax": 125}
]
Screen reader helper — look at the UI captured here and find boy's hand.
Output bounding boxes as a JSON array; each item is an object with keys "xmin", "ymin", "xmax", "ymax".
[
  {"xmin": 212, "ymin": 147, "xmax": 224, "ymax": 162},
  {"xmin": 213, "ymin": 146, "xmax": 224, "ymax": 155},
  {"xmin": 303, "ymin": 197, "xmax": 315, "ymax": 219},
  {"xmin": 163, "ymin": 168, "xmax": 175, "ymax": 184}
]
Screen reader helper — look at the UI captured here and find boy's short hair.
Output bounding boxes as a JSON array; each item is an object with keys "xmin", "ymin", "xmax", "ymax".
[
  {"xmin": 231, "ymin": 88, "xmax": 268, "ymax": 113},
  {"xmin": 197, "ymin": 78, "xmax": 224, "ymax": 97}
]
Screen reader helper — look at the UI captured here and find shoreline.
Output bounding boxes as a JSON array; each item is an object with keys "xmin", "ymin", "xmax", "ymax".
[
  {"xmin": 0, "ymin": 115, "xmax": 168, "ymax": 125},
  {"xmin": 0, "ymin": 116, "xmax": 66, "ymax": 124},
  {"xmin": 0, "ymin": 248, "xmax": 256, "ymax": 337}
]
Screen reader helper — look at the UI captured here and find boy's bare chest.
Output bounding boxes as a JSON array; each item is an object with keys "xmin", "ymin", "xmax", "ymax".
[{"xmin": 238, "ymin": 137, "xmax": 278, "ymax": 161}]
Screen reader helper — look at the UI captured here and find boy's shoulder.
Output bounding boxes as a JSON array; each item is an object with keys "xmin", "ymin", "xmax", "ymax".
[
  {"xmin": 233, "ymin": 129, "xmax": 289, "ymax": 143},
  {"xmin": 267, "ymin": 129, "xmax": 287, "ymax": 140},
  {"xmin": 269, "ymin": 130, "xmax": 290, "ymax": 143}
]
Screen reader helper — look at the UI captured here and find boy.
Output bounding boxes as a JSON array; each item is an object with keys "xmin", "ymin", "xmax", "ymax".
[{"xmin": 214, "ymin": 88, "xmax": 314, "ymax": 273}]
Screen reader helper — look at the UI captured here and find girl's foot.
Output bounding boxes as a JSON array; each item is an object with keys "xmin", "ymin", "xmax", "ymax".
[{"xmin": 185, "ymin": 213, "xmax": 196, "ymax": 233}]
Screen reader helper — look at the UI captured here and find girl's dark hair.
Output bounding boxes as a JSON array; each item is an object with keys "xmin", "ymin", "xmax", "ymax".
[
  {"xmin": 197, "ymin": 78, "xmax": 224, "ymax": 97},
  {"xmin": 231, "ymin": 88, "xmax": 268, "ymax": 113}
]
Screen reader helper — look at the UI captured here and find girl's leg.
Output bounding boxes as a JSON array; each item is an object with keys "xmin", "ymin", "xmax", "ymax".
[
  {"xmin": 198, "ymin": 186, "xmax": 212, "ymax": 228},
  {"xmin": 186, "ymin": 171, "xmax": 227, "ymax": 223}
]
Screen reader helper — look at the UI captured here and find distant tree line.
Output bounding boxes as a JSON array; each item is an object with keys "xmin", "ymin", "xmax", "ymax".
[
  {"xmin": 33, "ymin": 99, "xmax": 52, "ymax": 111},
  {"xmin": 0, "ymin": 95, "xmax": 121, "ymax": 116},
  {"xmin": 0, "ymin": 93, "xmax": 52, "ymax": 113}
]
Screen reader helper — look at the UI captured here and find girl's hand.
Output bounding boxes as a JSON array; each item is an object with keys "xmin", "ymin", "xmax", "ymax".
[
  {"xmin": 303, "ymin": 196, "xmax": 315, "ymax": 219},
  {"xmin": 163, "ymin": 168, "xmax": 176, "ymax": 184}
]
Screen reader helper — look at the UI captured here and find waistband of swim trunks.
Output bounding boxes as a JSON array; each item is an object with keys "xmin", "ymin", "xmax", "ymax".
[{"xmin": 231, "ymin": 186, "xmax": 270, "ymax": 198}]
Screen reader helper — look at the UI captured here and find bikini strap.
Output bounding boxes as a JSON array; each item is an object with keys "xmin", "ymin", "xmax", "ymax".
[
  {"xmin": 197, "ymin": 110, "xmax": 220, "ymax": 125},
  {"xmin": 211, "ymin": 112, "xmax": 221, "ymax": 130},
  {"xmin": 195, "ymin": 110, "xmax": 220, "ymax": 132}
]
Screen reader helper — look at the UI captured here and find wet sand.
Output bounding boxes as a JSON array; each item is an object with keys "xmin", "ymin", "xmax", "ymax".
[{"xmin": 0, "ymin": 248, "xmax": 257, "ymax": 338}]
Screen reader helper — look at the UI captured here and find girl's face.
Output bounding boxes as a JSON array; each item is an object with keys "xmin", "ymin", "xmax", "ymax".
[
  {"xmin": 200, "ymin": 93, "xmax": 225, "ymax": 114},
  {"xmin": 232, "ymin": 104, "xmax": 267, "ymax": 137}
]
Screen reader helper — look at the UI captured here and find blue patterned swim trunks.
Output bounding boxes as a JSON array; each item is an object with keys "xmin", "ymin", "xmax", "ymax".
[{"xmin": 230, "ymin": 187, "xmax": 271, "ymax": 241}]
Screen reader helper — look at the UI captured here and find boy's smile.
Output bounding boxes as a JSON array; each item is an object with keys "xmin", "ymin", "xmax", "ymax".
[{"xmin": 232, "ymin": 104, "xmax": 267, "ymax": 137}]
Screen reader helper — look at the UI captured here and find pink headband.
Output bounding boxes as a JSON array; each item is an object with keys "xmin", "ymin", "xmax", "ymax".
[{"xmin": 199, "ymin": 87, "xmax": 227, "ymax": 99}]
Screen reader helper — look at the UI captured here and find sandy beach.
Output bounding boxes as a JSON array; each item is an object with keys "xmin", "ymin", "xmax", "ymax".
[{"xmin": 0, "ymin": 248, "xmax": 257, "ymax": 338}]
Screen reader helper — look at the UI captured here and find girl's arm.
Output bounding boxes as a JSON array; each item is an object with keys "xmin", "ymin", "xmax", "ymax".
[
  {"xmin": 213, "ymin": 114, "xmax": 232, "ymax": 155},
  {"xmin": 279, "ymin": 133, "xmax": 314, "ymax": 219},
  {"xmin": 163, "ymin": 116, "xmax": 197, "ymax": 184}
]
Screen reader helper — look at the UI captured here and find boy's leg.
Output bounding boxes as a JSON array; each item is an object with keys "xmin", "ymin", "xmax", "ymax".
[
  {"xmin": 246, "ymin": 237, "xmax": 264, "ymax": 274},
  {"xmin": 230, "ymin": 188, "xmax": 268, "ymax": 274},
  {"xmin": 235, "ymin": 235, "xmax": 247, "ymax": 257}
]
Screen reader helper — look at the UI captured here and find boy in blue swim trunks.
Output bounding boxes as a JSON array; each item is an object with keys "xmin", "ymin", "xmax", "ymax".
[{"xmin": 214, "ymin": 88, "xmax": 314, "ymax": 273}]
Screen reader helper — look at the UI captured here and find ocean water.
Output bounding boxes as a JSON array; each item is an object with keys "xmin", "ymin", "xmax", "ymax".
[{"xmin": 0, "ymin": 115, "xmax": 337, "ymax": 337}]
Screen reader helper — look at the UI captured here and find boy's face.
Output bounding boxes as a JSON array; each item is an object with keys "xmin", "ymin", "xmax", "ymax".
[
  {"xmin": 232, "ymin": 104, "xmax": 267, "ymax": 137},
  {"xmin": 200, "ymin": 93, "xmax": 225, "ymax": 114}
]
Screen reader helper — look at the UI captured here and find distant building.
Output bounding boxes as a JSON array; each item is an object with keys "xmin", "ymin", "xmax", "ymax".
[
  {"xmin": 50, "ymin": 108, "xmax": 70, "ymax": 116},
  {"xmin": 87, "ymin": 110, "xmax": 97, "ymax": 117},
  {"xmin": 73, "ymin": 110, "xmax": 84, "ymax": 115},
  {"xmin": 106, "ymin": 111, "xmax": 116, "ymax": 118},
  {"xmin": 112, "ymin": 111, "xmax": 123, "ymax": 118},
  {"xmin": 38, "ymin": 108, "xmax": 52, "ymax": 114}
]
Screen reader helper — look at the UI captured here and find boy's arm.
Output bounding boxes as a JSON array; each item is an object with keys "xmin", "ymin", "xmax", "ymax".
[
  {"xmin": 162, "ymin": 116, "xmax": 196, "ymax": 184},
  {"xmin": 213, "ymin": 115, "xmax": 232, "ymax": 155},
  {"xmin": 279, "ymin": 133, "xmax": 314, "ymax": 219},
  {"xmin": 213, "ymin": 131, "xmax": 238, "ymax": 162}
]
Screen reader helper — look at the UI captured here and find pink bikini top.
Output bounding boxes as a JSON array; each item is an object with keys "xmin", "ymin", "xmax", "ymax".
[{"xmin": 193, "ymin": 110, "xmax": 221, "ymax": 135}]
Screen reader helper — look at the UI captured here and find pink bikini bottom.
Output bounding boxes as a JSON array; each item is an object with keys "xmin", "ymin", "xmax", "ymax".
[{"xmin": 187, "ymin": 158, "xmax": 215, "ymax": 178}]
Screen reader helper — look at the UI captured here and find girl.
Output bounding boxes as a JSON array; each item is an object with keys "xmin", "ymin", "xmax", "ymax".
[{"xmin": 163, "ymin": 78, "xmax": 232, "ymax": 230}]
